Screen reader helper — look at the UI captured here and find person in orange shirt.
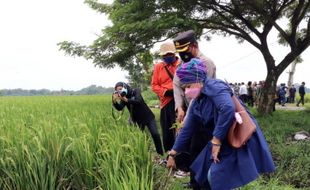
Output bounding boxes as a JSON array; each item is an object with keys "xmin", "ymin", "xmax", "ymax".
[{"xmin": 151, "ymin": 41, "xmax": 181, "ymax": 153}]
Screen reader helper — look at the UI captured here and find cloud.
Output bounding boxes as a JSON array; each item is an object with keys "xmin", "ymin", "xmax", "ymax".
[
  {"xmin": 0, "ymin": 0, "xmax": 127, "ymax": 90},
  {"xmin": 0, "ymin": 0, "xmax": 309, "ymax": 90}
]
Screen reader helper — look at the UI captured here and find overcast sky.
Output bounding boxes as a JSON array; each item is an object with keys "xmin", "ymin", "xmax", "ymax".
[{"xmin": 0, "ymin": 1, "xmax": 309, "ymax": 90}]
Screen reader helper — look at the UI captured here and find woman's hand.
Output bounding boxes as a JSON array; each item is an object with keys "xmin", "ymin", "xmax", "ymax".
[
  {"xmin": 211, "ymin": 137, "xmax": 221, "ymax": 163},
  {"xmin": 211, "ymin": 145, "xmax": 221, "ymax": 163},
  {"xmin": 120, "ymin": 96, "xmax": 128, "ymax": 102},
  {"xmin": 166, "ymin": 156, "xmax": 176, "ymax": 169},
  {"xmin": 166, "ymin": 150, "xmax": 177, "ymax": 169},
  {"xmin": 112, "ymin": 93, "xmax": 120, "ymax": 103},
  {"xmin": 174, "ymin": 122, "xmax": 183, "ymax": 136}
]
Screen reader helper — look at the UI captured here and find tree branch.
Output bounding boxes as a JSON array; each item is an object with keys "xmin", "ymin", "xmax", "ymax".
[
  {"xmin": 229, "ymin": 1, "xmax": 262, "ymax": 38},
  {"xmin": 298, "ymin": 1, "xmax": 310, "ymax": 23},
  {"xmin": 261, "ymin": 0, "xmax": 288, "ymax": 37},
  {"xmin": 300, "ymin": 18, "xmax": 310, "ymax": 48},
  {"xmin": 307, "ymin": 16, "xmax": 310, "ymax": 40},
  {"xmin": 277, "ymin": 52, "xmax": 299, "ymax": 74},
  {"xmin": 203, "ymin": 6, "xmax": 262, "ymax": 49},
  {"xmin": 289, "ymin": 0, "xmax": 305, "ymax": 47},
  {"xmin": 206, "ymin": 24, "xmax": 261, "ymax": 49},
  {"xmin": 262, "ymin": 1, "xmax": 294, "ymax": 46}
]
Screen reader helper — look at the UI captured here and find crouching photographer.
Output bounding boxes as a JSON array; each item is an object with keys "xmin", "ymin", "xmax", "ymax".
[{"xmin": 112, "ymin": 82, "xmax": 164, "ymax": 155}]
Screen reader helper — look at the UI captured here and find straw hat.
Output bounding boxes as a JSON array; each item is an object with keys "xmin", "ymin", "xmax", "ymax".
[{"xmin": 159, "ymin": 41, "xmax": 176, "ymax": 56}]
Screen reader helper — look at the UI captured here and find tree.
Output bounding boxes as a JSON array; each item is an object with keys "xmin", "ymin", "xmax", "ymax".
[
  {"xmin": 286, "ymin": 56, "xmax": 302, "ymax": 87},
  {"xmin": 124, "ymin": 51, "xmax": 154, "ymax": 90},
  {"xmin": 58, "ymin": 0, "xmax": 310, "ymax": 115}
]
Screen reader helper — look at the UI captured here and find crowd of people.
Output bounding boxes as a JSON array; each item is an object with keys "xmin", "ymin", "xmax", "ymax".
[
  {"xmin": 227, "ymin": 81, "xmax": 306, "ymax": 109},
  {"xmin": 109, "ymin": 30, "xmax": 310, "ymax": 189}
]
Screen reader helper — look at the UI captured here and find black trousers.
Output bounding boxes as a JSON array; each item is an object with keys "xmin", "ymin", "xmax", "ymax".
[
  {"xmin": 297, "ymin": 94, "xmax": 305, "ymax": 106},
  {"xmin": 160, "ymin": 100, "xmax": 176, "ymax": 152},
  {"xmin": 288, "ymin": 96, "xmax": 295, "ymax": 103},
  {"xmin": 247, "ymin": 95, "xmax": 254, "ymax": 107},
  {"xmin": 239, "ymin": 94, "xmax": 248, "ymax": 104},
  {"xmin": 138, "ymin": 119, "xmax": 164, "ymax": 155}
]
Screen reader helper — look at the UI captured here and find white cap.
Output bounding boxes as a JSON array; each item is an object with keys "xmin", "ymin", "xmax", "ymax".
[{"xmin": 159, "ymin": 41, "xmax": 176, "ymax": 56}]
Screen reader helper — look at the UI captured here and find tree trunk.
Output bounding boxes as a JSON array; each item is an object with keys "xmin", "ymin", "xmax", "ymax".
[
  {"xmin": 257, "ymin": 70, "xmax": 279, "ymax": 115},
  {"xmin": 287, "ymin": 61, "xmax": 297, "ymax": 87}
]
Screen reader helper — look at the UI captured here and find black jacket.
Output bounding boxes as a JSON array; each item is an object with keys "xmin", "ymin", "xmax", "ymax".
[
  {"xmin": 113, "ymin": 88, "xmax": 155, "ymax": 125},
  {"xmin": 299, "ymin": 85, "xmax": 305, "ymax": 95}
]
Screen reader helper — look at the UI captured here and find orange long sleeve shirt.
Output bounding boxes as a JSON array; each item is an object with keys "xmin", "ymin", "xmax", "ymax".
[{"xmin": 151, "ymin": 58, "xmax": 181, "ymax": 109}]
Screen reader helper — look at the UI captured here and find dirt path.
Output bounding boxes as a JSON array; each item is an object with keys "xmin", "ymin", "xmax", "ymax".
[{"xmin": 275, "ymin": 104, "xmax": 306, "ymax": 111}]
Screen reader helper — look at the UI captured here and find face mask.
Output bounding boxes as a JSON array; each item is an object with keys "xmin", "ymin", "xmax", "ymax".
[
  {"xmin": 116, "ymin": 87, "xmax": 127, "ymax": 97},
  {"xmin": 185, "ymin": 87, "xmax": 201, "ymax": 99},
  {"xmin": 179, "ymin": 52, "xmax": 194, "ymax": 62},
  {"xmin": 163, "ymin": 56, "xmax": 176, "ymax": 64}
]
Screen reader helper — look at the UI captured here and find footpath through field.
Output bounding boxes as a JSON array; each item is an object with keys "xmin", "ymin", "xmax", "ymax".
[{"xmin": 275, "ymin": 104, "xmax": 306, "ymax": 111}]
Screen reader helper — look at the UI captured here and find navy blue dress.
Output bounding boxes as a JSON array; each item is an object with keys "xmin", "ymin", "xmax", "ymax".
[{"xmin": 172, "ymin": 79, "xmax": 275, "ymax": 190}]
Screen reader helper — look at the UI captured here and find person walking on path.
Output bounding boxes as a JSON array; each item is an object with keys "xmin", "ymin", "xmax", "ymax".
[
  {"xmin": 151, "ymin": 41, "xmax": 181, "ymax": 153},
  {"xmin": 166, "ymin": 59, "xmax": 275, "ymax": 190},
  {"xmin": 255, "ymin": 81, "xmax": 264, "ymax": 107},
  {"xmin": 279, "ymin": 83, "xmax": 288, "ymax": 106},
  {"xmin": 289, "ymin": 85, "xmax": 297, "ymax": 103},
  {"xmin": 112, "ymin": 82, "xmax": 164, "ymax": 155},
  {"xmin": 297, "ymin": 82, "xmax": 306, "ymax": 107},
  {"xmin": 247, "ymin": 81, "xmax": 254, "ymax": 107},
  {"xmin": 238, "ymin": 82, "xmax": 248, "ymax": 103},
  {"xmin": 233, "ymin": 83, "xmax": 240, "ymax": 97}
]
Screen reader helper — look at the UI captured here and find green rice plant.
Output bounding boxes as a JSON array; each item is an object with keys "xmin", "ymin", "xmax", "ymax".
[{"xmin": 0, "ymin": 95, "xmax": 155, "ymax": 190}]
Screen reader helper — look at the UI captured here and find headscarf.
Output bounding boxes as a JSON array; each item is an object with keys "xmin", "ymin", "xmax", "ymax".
[{"xmin": 176, "ymin": 58, "xmax": 207, "ymax": 85}]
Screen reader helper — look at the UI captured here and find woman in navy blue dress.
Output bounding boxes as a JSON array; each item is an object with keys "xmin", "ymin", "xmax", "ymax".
[{"xmin": 167, "ymin": 58, "xmax": 275, "ymax": 190}]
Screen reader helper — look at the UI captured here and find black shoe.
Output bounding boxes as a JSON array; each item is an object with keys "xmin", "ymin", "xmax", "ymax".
[{"xmin": 158, "ymin": 159, "xmax": 167, "ymax": 166}]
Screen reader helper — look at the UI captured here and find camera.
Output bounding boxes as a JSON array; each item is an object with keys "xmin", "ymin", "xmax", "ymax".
[{"xmin": 114, "ymin": 90, "xmax": 127, "ymax": 97}]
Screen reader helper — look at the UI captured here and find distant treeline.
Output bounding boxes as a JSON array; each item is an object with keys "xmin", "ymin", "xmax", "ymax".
[
  {"xmin": 0, "ymin": 83, "xmax": 308, "ymax": 97},
  {"xmin": 0, "ymin": 85, "xmax": 115, "ymax": 96}
]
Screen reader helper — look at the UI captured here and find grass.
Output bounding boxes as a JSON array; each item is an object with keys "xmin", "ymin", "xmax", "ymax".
[
  {"xmin": 254, "ymin": 107, "xmax": 310, "ymax": 189},
  {"xmin": 157, "ymin": 102, "xmax": 310, "ymax": 190}
]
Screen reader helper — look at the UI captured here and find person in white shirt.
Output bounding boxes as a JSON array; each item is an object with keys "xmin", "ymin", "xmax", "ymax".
[{"xmin": 239, "ymin": 82, "xmax": 248, "ymax": 103}]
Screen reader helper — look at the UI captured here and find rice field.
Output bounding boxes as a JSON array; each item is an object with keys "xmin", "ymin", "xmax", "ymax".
[
  {"xmin": 1, "ymin": 94, "xmax": 309, "ymax": 190},
  {"xmin": 0, "ymin": 95, "xmax": 154, "ymax": 190}
]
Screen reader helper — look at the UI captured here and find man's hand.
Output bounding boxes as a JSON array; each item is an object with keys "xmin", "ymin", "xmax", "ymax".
[{"xmin": 176, "ymin": 107, "xmax": 185, "ymax": 123}]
